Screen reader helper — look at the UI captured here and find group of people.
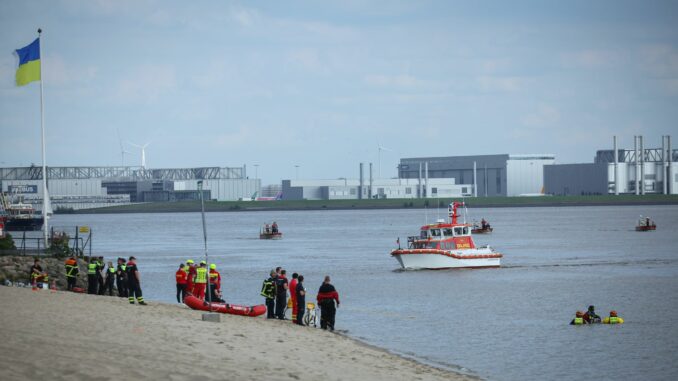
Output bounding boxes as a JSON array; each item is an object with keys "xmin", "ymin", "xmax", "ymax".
[
  {"xmin": 67, "ymin": 255, "xmax": 146, "ymax": 305},
  {"xmin": 264, "ymin": 221, "xmax": 279, "ymax": 234},
  {"xmin": 570, "ymin": 305, "xmax": 624, "ymax": 325},
  {"xmin": 260, "ymin": 267, "xmax": 340, "ymax": 330},
  {"xmin": 175, "ymin": 260, "xmax": 223, "ymax": 303}
]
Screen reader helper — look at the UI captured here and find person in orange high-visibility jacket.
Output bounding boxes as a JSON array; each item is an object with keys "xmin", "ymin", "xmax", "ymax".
[
  {"xmin": 176, "ymin": 263, "xmax": 188, "ymax": 303},
  {"xmin": 193, "ymin": 261, "xmax": 208, "ymax": 300},
  {"xmin": 185, "ymin": 259, "xmax": 196, "ymax": 295},
  {"xmin": 288, "ymin": 273, "xmax": 299, "ymax": 321},
  {"xmin": 208, "ymin": 264, "xmax": 223, "ymax": 302}
]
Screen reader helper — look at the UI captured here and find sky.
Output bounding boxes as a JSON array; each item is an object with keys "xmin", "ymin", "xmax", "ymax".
[{"xmin": 1, "ymin": 0, "xmax": 677, "ymax": 184}]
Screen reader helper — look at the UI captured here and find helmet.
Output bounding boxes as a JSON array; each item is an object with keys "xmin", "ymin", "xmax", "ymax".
[
  {"xmin": 610, "ymin": 310, "xmax": 617, "ymax": 317},
  {"xmin": 575, "ymin": 311, "xmax": 584, "ymax": 317},
  {"xmin": 200, "ymin": 260, "xmax": 207, "ymax": 265},
  {"xmin": 186, "ymin": 259, "xmax": 194, "ymax": 264},
  {"xmin": 210, "ymin": 264, "xmax": 216, "ymax": 270}
]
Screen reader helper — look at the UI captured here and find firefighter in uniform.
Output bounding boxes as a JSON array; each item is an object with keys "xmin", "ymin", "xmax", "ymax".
[
  {"xmin": 104, "ymin": 261, "xmax": 116, "ymax": 296},
  {"xmin": 317, "ymin": 275, "xmax": 340, "ymax": 331},
  {"xmin": 126, "ymin": 256, "xmax": 146, "ymax": 305},
  {"xmin": 193, "ymin": 261, "xmax": 208, "ymax": 300},
  {"xmin": 96, "ymin": 256, "xmax": 106, "ymax": 295},
  {"xmin": 64, "ymin": 256, "xmax": 79, "ymax": 291},
  {"xmin": 260, "ymin": 270, "xmax": 277, "ymax": 319},
  {"xmin": 116, "ymin": 257, "xmax": 127, "ymax": 298},
  {"xmin": 87, "ymin": 258, "xmax": 98, "ymax": 294},
  {"xmin": 185, "ymin": 259, "xmax": 196, "ymax": 296},
  {"xmin": 288, "ymin": 273, "xmax": 299, "ymax": 321},
  {"xmin": 208, "ymin": 264, "xmax": 223, "ymax": 302},
  {"xmin": 176, "ymin": 263, "xmax": 188, "ymax": 303}
]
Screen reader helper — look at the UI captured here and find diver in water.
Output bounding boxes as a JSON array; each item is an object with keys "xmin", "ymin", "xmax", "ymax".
[{"xmin": 584, "ymin": 305, "xmax": 601, "ymax": 323}]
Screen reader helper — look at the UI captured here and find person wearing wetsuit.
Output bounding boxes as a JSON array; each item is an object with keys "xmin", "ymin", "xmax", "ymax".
[
  {"xmin": 126, "ymin": 256, "xmax": 146, "ymax": 305},
  {"xmin": 584, "ymin": 305, "xmax": 601, "ymax": 323},
  {"xmin": 275, "ymin": 269, "xmax": 288, "ymax": 319},
  {"xmin": 317, "ymin": 275, "xmax": 341, "ymax": 331},
  {"xmin": 295, "ymin": 275, "xmax": 306, "ymax": 326}
]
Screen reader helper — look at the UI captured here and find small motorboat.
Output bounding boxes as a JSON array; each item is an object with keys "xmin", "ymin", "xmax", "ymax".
[
  {"xmin": 636, "ymin": 216, "xmax": 656, "ymax": 231},
  {"xmin": 260, "ymin": 222, "xmax": 282, "ymax": 239},
  {"xmin": 471, "ymin": 225, "xmax": 493, "ymax": 234},
  {"xmin": 184, "ymin": 295, "xmax": 266, "ymax": 317}
]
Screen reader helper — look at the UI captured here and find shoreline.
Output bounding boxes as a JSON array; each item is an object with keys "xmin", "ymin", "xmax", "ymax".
[
  {"xmin": 70, "ymin": 195, "xmax": 678, "ymax": 214},
  {"xmin": 0, "ymin": 286, "xmax": 478, "ymax": 381}
]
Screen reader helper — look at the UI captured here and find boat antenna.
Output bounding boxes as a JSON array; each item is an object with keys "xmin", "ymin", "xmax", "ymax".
[
  {"xmin": 197, "ymin": 180, "xmax": 212, "ymax": 309},
  {"xmin": 462, "ymin": 197, "xmax": 467, "ymax": 224}
]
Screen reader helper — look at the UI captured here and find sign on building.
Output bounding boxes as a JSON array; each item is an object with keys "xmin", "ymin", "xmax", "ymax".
[{"xmin": 8, "ymin": 185, "xmax": 38, "ymax": 194}]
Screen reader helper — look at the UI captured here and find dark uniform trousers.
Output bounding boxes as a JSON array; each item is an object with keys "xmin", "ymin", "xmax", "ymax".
[
  {"xmin": 320, "ymin": 300, "xmax": 336, "ymax": 330},
  {"xmin": 128, "ymin": 280, "xmax": 143, "ymax": 303},
  {"xmin": 266, "ymin": 298, "xmax": 275, "ymax": 319}
]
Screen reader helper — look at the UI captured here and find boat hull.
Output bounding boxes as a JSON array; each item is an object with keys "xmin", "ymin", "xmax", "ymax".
[
  {"xmin": 635, "ymin": 225, "xmax": 656, "ymax": 231},
  {"xmin": 391, "ymin": 249, "xmax": 502, "ymax": 270},
  {"xmin": 259, "ymin": 232, "xmax": 283, "ymax": 240},
  {"xmin": 471, "ymin": 227, "xmax": 493, "ymax": 234},
  {"xmin": 3, "ymin": 217, "xmax": 43, "ymax": 231},
  {"xmin": 184, "ymin": 295, "xmax": 266, "ymax": 317}
]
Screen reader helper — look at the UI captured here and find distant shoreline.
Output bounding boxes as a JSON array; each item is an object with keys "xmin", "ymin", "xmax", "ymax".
[{"xmin": 72, "ymin": 195, "xmax": 678, "ymax": 214}]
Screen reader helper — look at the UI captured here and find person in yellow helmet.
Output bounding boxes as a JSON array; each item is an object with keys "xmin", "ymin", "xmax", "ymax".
[
  {"xmin": 208, "ymin": 263, "xmax": 223, "ymax": 302},
  {"xmin": 193, "ymin": 261, "xmax": 208, "ymax": 300},
  {"xmin": 185, "ymin": 259, "xmax": 196, "ymax": 295},
  {"xmin": 602, "ymin": 310, "xmax": 624, "ymax": 324},
  {"xmin": 570, "ymin": 311, "xmax": 587, "ymax": 325}
]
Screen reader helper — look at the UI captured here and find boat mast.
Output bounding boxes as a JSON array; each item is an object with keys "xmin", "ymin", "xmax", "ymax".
[{"xmin": 38, "ymin": 28, "xmax": 49, "ymax": 249}]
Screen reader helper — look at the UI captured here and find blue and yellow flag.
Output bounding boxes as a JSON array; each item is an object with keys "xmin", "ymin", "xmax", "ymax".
[{"xmin": 15, "ymin": 38, "xmax": 41, "ymax": 86}]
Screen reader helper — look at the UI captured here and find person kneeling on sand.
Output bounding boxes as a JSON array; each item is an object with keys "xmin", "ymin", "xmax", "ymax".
[{"xmin": 602, "ymin": 310, "xmax": 624, "ymax": 324}]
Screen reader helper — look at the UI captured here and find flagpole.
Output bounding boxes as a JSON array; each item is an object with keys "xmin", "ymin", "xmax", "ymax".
[{"xmin": 38, "ymin": 28, "xmax": 49, "ymax": 249}]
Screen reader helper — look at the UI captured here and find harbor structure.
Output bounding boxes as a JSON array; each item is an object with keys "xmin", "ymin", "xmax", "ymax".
[
  {"xmin": 544, "ymin": 136, "xmax": 677, "ymax": 196},
  {"xmin": 0, "ymin": 165, "xmax": 259, "ymax": 210},
  {"xmin": 398, "ymin": 154, "xmax": 555, "ymax": 197}
]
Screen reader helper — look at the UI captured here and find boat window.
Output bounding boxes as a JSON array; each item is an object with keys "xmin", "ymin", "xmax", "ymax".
[
  {"xmin": 428, "ymin": 242, "xmax": 438, "ymax": 249},
  {"xmin": 430, "ymin": 229, "xmax": 441, "ymax": 237},
  {"xmin": 454, "ymin": 227, "xmax": 464, "ymax": 236},
  {"xmin": 443, "ymin": 228, "xmax": 453, "ymax": 236},
  {"xmin": 462, "ymin": 227, "xmax": 469, "ymax": 235},
  {"xmin": 420, "ymin": 230, "xmax": 428, "ymax": 239}
]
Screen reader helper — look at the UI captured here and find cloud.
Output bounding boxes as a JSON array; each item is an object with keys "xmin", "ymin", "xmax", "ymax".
[
  {"xmin": 111, "ymin": 64, "xmax": 177, "ymax": 104},
  {"xmin": 476, "ymin": 76, "xmax": 525, "ymax": 92},
  {"xmin": 364, "ymin": 74, "xmax": 429, "ymax": 88}
]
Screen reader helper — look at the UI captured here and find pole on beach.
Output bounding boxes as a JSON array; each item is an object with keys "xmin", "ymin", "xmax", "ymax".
[
  {"xmin": 38, "ymin": 28, "xmax": 49, "ymax": 249},
  {"xmin": 197, "ymin": 181, "xmax": 213, "ymax": 310}
]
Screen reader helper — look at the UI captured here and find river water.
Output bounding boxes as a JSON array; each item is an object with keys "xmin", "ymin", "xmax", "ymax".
[{"xmin": 49, "ymin": 205, "xmax": 678, "ymax": 380}]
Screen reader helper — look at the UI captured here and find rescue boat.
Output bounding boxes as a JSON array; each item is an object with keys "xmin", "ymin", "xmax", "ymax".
[
  {"xmin": 391, "ymin": 202, "xmax": 502, "ymax": 270},
  {"xmin": 183, "ymin": 295, "xmax": 266, "ymax": 317}
]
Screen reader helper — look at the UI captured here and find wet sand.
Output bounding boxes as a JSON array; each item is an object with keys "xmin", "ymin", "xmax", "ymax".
[{"xmin": 0, "ymin": 286, "xmax": 475, "ymax": 381}]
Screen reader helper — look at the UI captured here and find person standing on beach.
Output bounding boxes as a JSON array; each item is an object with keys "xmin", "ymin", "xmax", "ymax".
[
  {"xmin": 317, "ymin": 275, "xmax": 340, "ymax": 331},
  {"xmin": 64, "ymin": 256, "xmax": 78, "ymax": 291},
  {"xmin": 260, "ymin": 270, "xmax": 277, "ymax": 319},
  {"xmin": 126, "ymin": 256, "xmax": 146, "ymax": 305},
  {"xmin": 193, "ymin": 261, "xmax": 208, "ymax": 300},
  {"xmin": 275, "ymin": 269, "xmax": 289, "ymax": 319},
  {"xmin": 104, "ymin": 261, "xmax": 116, "ymax": 296},
  {"xmin": 208, "ymin": 264, "xmax": 222, "ymax": 302},
  {"xmin": 96, "ymin": 256, "xmax": 106, "ymax": 295},
  {"xmin": 116, "ymin": 258, "xmax": 127, "ymax": 298},
  {"xmin": 87, "ymin": 258, "xmax": 98, "ymax": 294},
  {"xmin": 288, "ymin": 273, "xmax": 299, "ymax": 322},
  {"xmin": 185, "ymin": 259, "xmax": 196, "ymax": 296},
  {"xmin": 295, "ymin": 275, "xmax": 306, "ymax": 326},
  {"xmin": 176, "ymin": 263, "xmax": 188, "ymax": 303}
]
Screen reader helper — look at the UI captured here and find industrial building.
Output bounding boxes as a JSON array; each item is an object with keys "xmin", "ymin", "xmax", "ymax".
[
  {"xmin": 398, "ymin": 154, "xmax": 555, "ymax": 197},
  {"xmin": 0, "ymin": 165, "xmax": 259, "ymax": 210},
  {"xmin": 281, "ymin": 162, "xmax": 473, "ymax": 200},
  {"xmin": 544, "ymin": 136, "xmax": 676, "ymax": 196}
]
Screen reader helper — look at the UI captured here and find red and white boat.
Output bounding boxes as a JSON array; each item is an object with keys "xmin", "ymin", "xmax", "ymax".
[{"xmin": 391, "ymin": 202, "xmax": 502, "ymax": 270}]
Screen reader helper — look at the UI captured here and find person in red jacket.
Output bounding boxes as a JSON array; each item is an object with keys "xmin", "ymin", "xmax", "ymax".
[
  {"xmin": 317, "ymin": 275, "xmax": 340, "ymax": 331},
  {"xmin": 175, "ymin": 263, "xmax": 188, "ymax": 303},
  {"xmin": 185, "ymin": 259, "xmax": 196, "ymax": 295},
  {"xmin": 208, "ymin": 264, "xmax": 223, "ymax": 302},
  {"xmin": 288, "ymin": 273, "xmax": 299, "ymax": 321}
]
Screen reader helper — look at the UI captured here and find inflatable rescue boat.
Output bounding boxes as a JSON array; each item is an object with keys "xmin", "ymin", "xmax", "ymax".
[{"xmin": 183, "ymin": 295, "xmax": 266, "ymax": 317}]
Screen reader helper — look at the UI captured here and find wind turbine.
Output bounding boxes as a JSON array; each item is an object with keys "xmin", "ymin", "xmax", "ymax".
[
  {"xmin": 128, "ymin": 141, "xmax": 151, "ymax": 168},
  {"xmin": 116, "ymin": 129, "xmax": 131, "ymax": 167},
  {"xmin": 378, "ymin": 142, "xmax": 392, "ymax": 179}
]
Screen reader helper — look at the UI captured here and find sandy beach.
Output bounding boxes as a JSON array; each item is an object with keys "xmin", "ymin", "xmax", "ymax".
[{"xmin": 0, "ymin": 286, "xmax": 474, "ymax": 381}]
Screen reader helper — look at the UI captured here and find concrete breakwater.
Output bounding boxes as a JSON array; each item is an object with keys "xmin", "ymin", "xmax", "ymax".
[{"xmin": 0, "ymin": 255, "xmax": 90, "ymax": 290}]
